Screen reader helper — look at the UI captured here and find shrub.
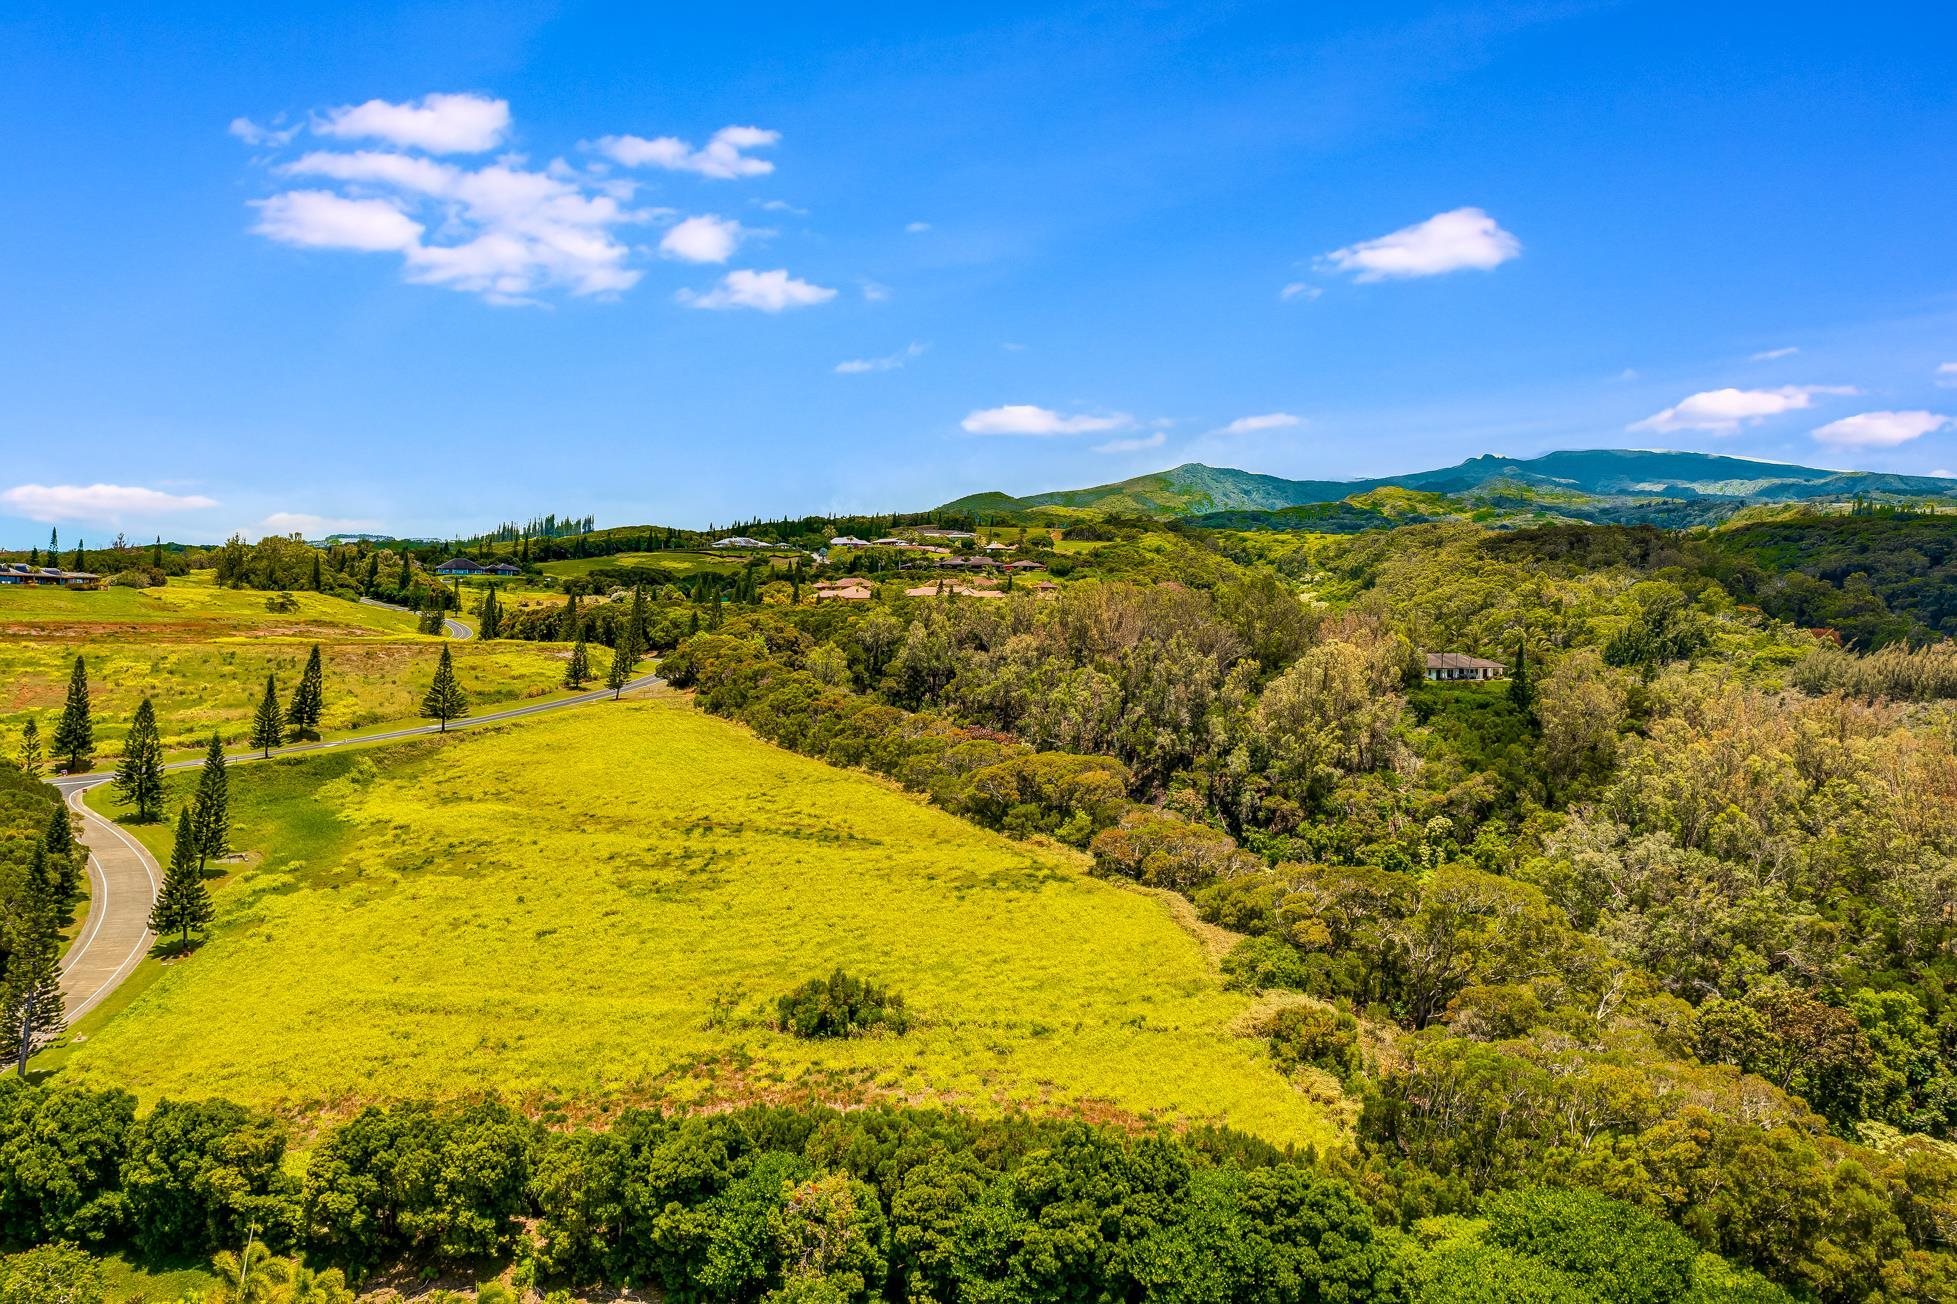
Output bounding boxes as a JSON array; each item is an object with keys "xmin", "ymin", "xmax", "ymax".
[
  {"xmin": 106, "ymin": 566, "xmax": 166, "ymax": 589},
  {"xmin": 264, "ymin": 591, "xmax": 301, "ymax": 613},
  {"xmin": 777, "ymin": 970, "xmax": 911, "ymax": 1039},
  {"xmin": 1261, "ymin": 1003, "xmax": 1360, "ymax": 1077},
  {"xmin": 0, "ymin": 1242, "xmax": 105, "ymax": 1304},
  {"xmin": 1220, "ymin": 935, "xmax": 1314, "ymax": 993}
]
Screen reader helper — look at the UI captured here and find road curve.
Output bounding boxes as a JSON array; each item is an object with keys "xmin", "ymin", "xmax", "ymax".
[
  {"xmin": 358, "ymin": 595, "xmax": 472, "ymax": 639},
  {"xmin": 51, "ymin": 670, "xmax": 660, "ymax": 1023}
]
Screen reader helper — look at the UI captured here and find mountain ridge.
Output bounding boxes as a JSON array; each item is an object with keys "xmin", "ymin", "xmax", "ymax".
[{"xmin": 939, "ymin": 449, "xmax": 1957, "ymax": 520}]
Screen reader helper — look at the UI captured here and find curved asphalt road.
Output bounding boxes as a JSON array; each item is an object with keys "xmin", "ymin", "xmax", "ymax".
[
  {"xmin": 359, "ymin": 595, "xmax": 473, "ymax": 639},
  {"xmin": 52, "ymin": 670, "xmax": 660, "ymax": 1023}
]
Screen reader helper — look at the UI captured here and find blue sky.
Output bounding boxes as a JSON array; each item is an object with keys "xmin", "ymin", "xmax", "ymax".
[{"xmin": 3, "ymin": 1, "xmax": 1956, "ymax": 543}]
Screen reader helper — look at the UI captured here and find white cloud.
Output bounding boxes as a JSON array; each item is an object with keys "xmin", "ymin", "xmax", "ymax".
[
  {"xmin": 905, "ymin": 221, "xmax": 932, "ymax": 234},
  {"xmin": 756, "ymin": 198, "xmax": 807, "ymax": 215},
  {"xmin": 1936, "ymin": 362, "xmax": 1957, "ymax": 388},
  {"xmin": 1212, "ymin": 412, "xmax": 1303, "ymax": 436},
  {"xmin": 594, "ymin": 125, "xmax": 778, "ymax": 178},
  {"xmin": 1322, "ymin": 206, "xmax": 1521, "ymax": 281},
  {"xmin": 1629, "ymin": 385, "xmax": 1858, "ymax": 434},
  {"xmin": 835, "ymin": 342, "xmax": 926, "ymax": 375},
  {"xmin": 1279, "ymin": 282, "xmax": 1321, "ymax": 302},
  {"xmin": 961, "ymin": 405, "xmax": 1130, "ymax": 436},
  {"xmin": 659, "ymin": 214, "xmax": 746, "ymax": 264},
  {"xmin": 244, "ymin": 512, "xmax": 385, "ymax": 537},
  {"xmin": 680, "ymin": 268, "xmax": 835, "ymax": 311},
  {"xmin": 1811, "ymin": 410, "xmax": 1951, "ymax": 449},
  {"xmin": 1094, "ymin": 431, "xmax": 1167, "ymax": 454},
  {"xmin": 229, "ymin": 116, "xmax": 299, "ymax": 148},
  {"xmin": 315, "ymin": 92, "xmax": 510, "ymax": 154},
  {"xmin": 1750, "ymin": 346, "xmax": 1799, "ymax": 361},
  {"xmin": 267, "ymin": 147, "xmax": 642, "ymax": 298},
  {"xmin": 251, "ymin": 190, "xmax": 424, "ymax": 252},
  {"xmin": 860, "ymin": 280, "xmax": 891, "ymax": 302},
  {"xmin": 0, "ymin": 484, "xmax": 218, "ymax": 526}
]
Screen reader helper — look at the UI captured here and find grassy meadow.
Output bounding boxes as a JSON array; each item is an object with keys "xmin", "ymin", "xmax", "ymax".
[
  {"xmin": 0, "ymin": 573, "xmax": 592, "ymax": 754},
  {"xmin": 61, "ymin": 698, "xmax": 1337, "ymax": 1148}
]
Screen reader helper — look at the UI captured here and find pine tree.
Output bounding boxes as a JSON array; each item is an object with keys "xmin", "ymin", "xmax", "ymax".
[
  {"xmin": 149, "ymin": 807, "xmax": 215, "ymax": 951},
  {"xmin": 560, "ymin": 591, "xmax": 579, "ymax": 640},
  {"xmin": 51, "ymin": 656, "xmax": 93, "ymax": 773},
  {"xmin": 287, "ymin": 645, "xmax": 325, "ymax": 741},
  {"xmin": 42, "ymin": 804, "xmax": 79, "ymax": 914},
  {"xmin": 608, "ymin": 621, "xmax": 639, "ymax": 701},
  {"xmin": 1, "ymin": 867, "xmax": 64, "ymax": 1075},
  {"xmin": 397, "ymin": 554, "xmax": 412, "ymax": 591},
  {"xmin": 564, "ymin": 632, "xmax": 591, "ymax": 689},
  {"xmin": 151, "ymin": 536, "xmax": 164, "ymax": 568},
  {"xmin": 310, "ymin": 553, "xmax": 322, "ymax": 591},
  {"xmin": 420, "ymin": 645, "xmax": 469, "ymax": 731},
  {"xmin": 190, "ymin": 733, "xmax": 230, "ymax": 867},
  {"xmin": 113, "ymin": 697, "xmax": 166, "ymax": 822},
  {"xmin": 16, "ymin": 719, "xmax": 42, "ymax": 776},
  {"xmin": 364, "ymin": 553, "xmax": 379, "ymax": 592},
  {"xmin": 249, "ymin": 674, "xmax": 282, "ymax": 758}
]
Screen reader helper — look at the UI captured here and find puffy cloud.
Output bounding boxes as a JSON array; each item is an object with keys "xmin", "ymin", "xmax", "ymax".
[
  {"xmin": 1629, "ymin": 385, "xmax": 1857, "ymax": 434},
  {"xmin": 315, "ymin": 92, "xmax": 511, "ymax": 153},
  {"xmin": 659, "ymin": 214, "xmax": 746, "ymax": 263},
  {"xmin": 679, "ymin": 268, "xmax": 835, "ymax": 311},
  {"xmin": 1094, "ymin": 431, "xmax": 1167, "ymax": 454},
  {"xmin": 835, "ymin": 342, "xmax": 926, "ymax": 375},
  {"xmin": 243, "ymin": 512, "xmax": 385, "ymax": 537},
  {"xmin": 1279, "ymin": 282, "xmax": 1321, "ymax": 302},
  {"xmin": 1322, "ymin": 207, "xmax": 1521, "ymax": 281},
  {"xmin": 961, "ymin": 405, "xmax": 1130, "ymax": 436},
  {"xmin": 228, "ymin": 116, "xmax": 299, "ymax": 147},
  {"xmin": 251, "ymin": 190, "xmax": 424, "ymax": 251},
  {"xmin": 1811, "ymin": 410, "xmax": 1951, "ymax": 448},
  {"xmin": 0, "ymin": 484, "xmax": 218, "ymax": 526},
  {"xmin": 1212, "ymin": 412, "xmax": 1303, "ymax": 436},
  {"xmin": 266, "ymin": 147, "xmax": 642, "ymax": 298},
  {"xmin": 1750, "ymin": 346, "xmax": 1799, "ymax": 361},
  {"xmin": 594, "ymin": 125, "xmax": 779, "ymax": 178}
]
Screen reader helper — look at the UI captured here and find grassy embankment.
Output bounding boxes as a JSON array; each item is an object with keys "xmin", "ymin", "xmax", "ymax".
[
  {"xmin": 0, "ymin": 574, "xmax": 593, "ymax": 756},
  {"xmin": 60, "ymin": 698, "xmax": 1338, "ymax": 1149}
]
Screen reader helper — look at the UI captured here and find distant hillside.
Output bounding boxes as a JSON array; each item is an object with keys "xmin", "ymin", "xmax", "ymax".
[{"xmin": 941, "ymin": 450, "xmax": 1957, "ymax": 523}]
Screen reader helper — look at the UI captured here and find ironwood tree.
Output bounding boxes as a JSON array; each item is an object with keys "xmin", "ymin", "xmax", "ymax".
[
  {"xmin": 51, "ymin": 656, "xmax": 93, "ymax": 773},
  {"xmin": 149, "ymin": 806, "xmax": 215, "ymax": 950},
  {"xmin": 420, "ymin": 645, "xmax": 469, "ymax": 731},
  {"xmin": 248, "ymin": 674, "xmax": 283, "ymax": 758},
  {"xmin": 286, "ymin": 645, "xmax": 325, "ymax": 741},
  {"xmin": 190, "ymin": 732, "xmax": 230, "ymax": 867},
  {"xmin": 113, "ymin": 697, "xmax": 166, "ymax": 822}
]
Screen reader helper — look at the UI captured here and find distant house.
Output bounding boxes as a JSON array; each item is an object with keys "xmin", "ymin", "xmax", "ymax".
[
  {"xmin": 433, "ymin": 557, "xmax": 484, "ymax": 576},
  {"xmin": 982, "ymin": 541, "xmax": 1012, "ymax": 552},
  {"xmin": 814, "ymin": 578, "xmax": 874, "ymax": 601},
  {"xmin": 712, "ymin": 536, "xmax": 773, "ymax": 549},
  {"xmin": 915, "ymin": 528, "xmax": 977, "ymax": 540},
  {"xmin": 1424, "ymin": 652, "xmax": 1506, "ymax": 682},
  {"xmin": 481, "ymin": 561, "xmax": 522, "ymax": 577},
  {"xmin": 0, "ymin": 564, "xmax": 100, "ymax": 589},
  {"xmin": 830, "ymin": 536, "xmax": 871, "ymax": 548},
  {"xmin": 1003, "ymin": 560, "xmax": 1045, "ymax": 572}
]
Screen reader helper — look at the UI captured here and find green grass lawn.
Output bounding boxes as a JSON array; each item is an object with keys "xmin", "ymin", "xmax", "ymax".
[
  {"xmin": 534, "ymin": 551, "xmax": 772, "ymax": 578},
  {"xmin": 1, "ymin": 573, "xmax": 597, "ymax": 755},
  {"xmin": 56, "ymin": 699, "xmax": 1337, "ymax": 1149}
]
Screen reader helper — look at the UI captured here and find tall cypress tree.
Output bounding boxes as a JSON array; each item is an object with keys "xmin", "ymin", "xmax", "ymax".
[
  {"xmin": 15, "ymin": 719, "xmax": 42, "ymax": 777},
  {"xmin": 608, "ymin": 610, "xmax": 640, "ymax": 700},
  {"xmin": 478, "ymin": 584, "xmax": 501, "ymax": 640},
  {"xmin": 51, "ymin": 656, "xmax": 93, "ymax": 773},
  {"xmin": 249, "ymin": 674, "xmax": 282, "ymax": 758},
  {"xmin": 287, "ymin": 645, "xmax": 325, "ymax": 741},
  {"xmin": 310, "ymin": 553, "xmax": 323, "ymax": 591},
  {"xmin": 1508, "ymin": 639, "xmax": 1534, "ymax": 716},
  {"xmin": 560, "ymin": 591, "xmax": 580, "ymax": 640},
  {"xmin": 149, "ymin": 807, "xmax": 215, "ymax": 950},
  {"xmin": 564, "ymin": 632, "xmax": 591, "ymax": 689},
  {"xmin": 113, "ymin": 697, "xmax": 166, "ymax": 822},
  {"xmin": 151, "ymin": 536, "xmax": 164, "ymax": 568},
  {"xmin": 190, "ymin": 733, "xmax": 230, "ymax": 868},
  {"xmin": 420, "ymin": 645, "xmax": 469, "ymax": 731},
  {"xmin": 1, "ymin": 866, "xmax": 64, "ymax": 1075}
]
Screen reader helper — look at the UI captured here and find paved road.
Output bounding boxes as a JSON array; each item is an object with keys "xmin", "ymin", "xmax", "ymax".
[
  {"xmin": 359, "ymin": 595, "xmax": 472, "ymax": 639},
  {"xmin": 52, "ymin": 670, "xmax": 660, "ymax": 1023}
]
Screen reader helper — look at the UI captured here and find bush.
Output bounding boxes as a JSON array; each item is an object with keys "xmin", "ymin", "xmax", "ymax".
[
  {"xmin": 777, "ymin": 971, "xmax": 911, "ymax": 1039},
  {"xmin": 1481, "ymin": 1185, "xmax": 1700, "ymax": 1304},
  {"xmin": 106, "ymin": 566, "xmax": 166, "ymax": 589},
  {"xmin": 1090, "ymin": 809, "xmax": 1260, "ymax": 890},
  {"xmin": 0, "ymin": 1242, "xmax": 105, "ymax": 1304},
  {"xmin": 264, "ymin": 591, "xmax": 300, "ymax": 613},
  {"xmin": 1220, "ymin": 935, "xmax": 1314, "ymax": 993},
  {"xmin": 1261, "ymin": 1003, "xmax": 1360, "ymax": 1077}
]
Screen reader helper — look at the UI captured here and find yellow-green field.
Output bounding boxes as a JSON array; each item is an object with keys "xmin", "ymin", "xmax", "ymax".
[
  {"xmin": 61, "ymin": 699, "xmax": 1335, "ymax": 1148},
  {"xmin": 1, "ymin": 574, "xmax": 595, "ymax": 754}
]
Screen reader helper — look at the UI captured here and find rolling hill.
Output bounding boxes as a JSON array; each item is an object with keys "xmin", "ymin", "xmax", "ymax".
[{"xmin": 941, "ymin": 449, "xmax": 1957, "ymax": 522}]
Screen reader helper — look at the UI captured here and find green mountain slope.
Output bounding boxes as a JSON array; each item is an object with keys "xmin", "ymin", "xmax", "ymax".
[{"xmin": 942, "ymin": 450, "xmax": 1957, "ymax": 521}]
